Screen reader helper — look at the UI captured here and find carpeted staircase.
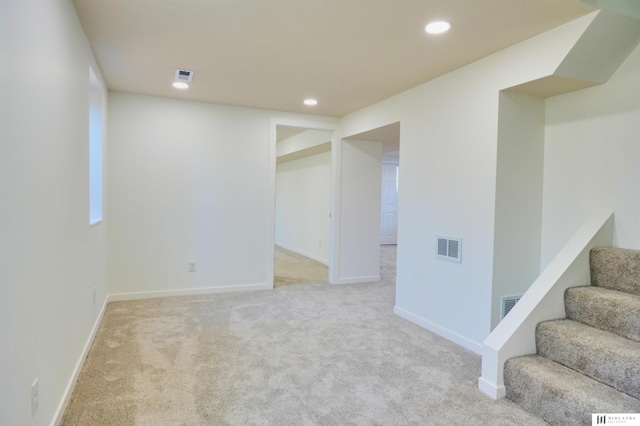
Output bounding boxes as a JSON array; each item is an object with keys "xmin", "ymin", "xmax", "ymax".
[{"xmin": 504, "ymin": 247, "xmax": 640, "ymax": 425}]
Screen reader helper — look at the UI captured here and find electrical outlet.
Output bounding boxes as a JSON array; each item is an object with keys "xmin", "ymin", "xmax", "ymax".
[
  {"xmin": 31, "ymin": 378, "xmax": 39, "ymax": 417},
  {"xmin": 93, "ymin": 287, "xmax": 97, "ymax": 304},
  {"xmin": 188, "ymin": 261, "xmax": 197, "ymax": 272}
]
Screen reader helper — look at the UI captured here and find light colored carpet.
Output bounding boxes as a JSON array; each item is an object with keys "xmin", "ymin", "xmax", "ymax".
[
  {"xmin": 274, "ymin": 246, "xmax": 328, "ymax": 288},
  {"xmin": 61, "ymin": 245, "xmax": 544, "ymax": 425}
]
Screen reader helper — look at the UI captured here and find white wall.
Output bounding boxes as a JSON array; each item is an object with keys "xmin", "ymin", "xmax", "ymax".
[
  {"xmin": 275, "ymin": 151, "xmax": 331, "ymax": 264},
  {"xmin": 380, "ymin": 162, "xmax": 399, "ymax": 245},
  {"xmin": 334, "ymin": 14, "xmax": 595, "ymax": 352},
  {"xmin": 335, "ymin": 139, "xmax": 383, "ymax": 283},
  {"xmin": 0, "ymin": 1, "xmax": 109, "ymax": 424},
  {"xmin": 542, "ymin": 42, "xmax": 640, "ymax": 265},
  {"xmin": 108, "ymin": 92, "xmax": 336, "ymax": 296},
  {"xmin": 276, "ymin": 129, "xmax": 332, "ymax": 159},
  {"xmin": 491, "ymin": 92, "xmax": 545, "ymax": 329}
]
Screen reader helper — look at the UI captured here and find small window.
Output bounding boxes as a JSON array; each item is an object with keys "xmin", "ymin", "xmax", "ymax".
[{"xmin": 89, "ymin": 66, "xmax": 103, "ymax": 225}]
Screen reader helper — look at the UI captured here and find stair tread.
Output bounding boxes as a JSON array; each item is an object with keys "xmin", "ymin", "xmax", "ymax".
[
  {"xmin": 505, "ymin": 355, "xmax": 640, "ymax": 426},
  {"xmin": 537, "ymin": 319, "xmax": 640, "ymax": 399},
  {"xmin": 565, "ymin": 285, "xmax": 640, "ymax": 342},
  {"xmin": 591, "ymin": 247, "xmax": 640, "ymax": 296}
]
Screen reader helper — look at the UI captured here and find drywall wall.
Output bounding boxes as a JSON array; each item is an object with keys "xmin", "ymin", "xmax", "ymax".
[
  {"xmin": 380, "ymin": 163, "xmax": 399, "ymax": 245},
  {"xmin": 542, "ymin": 42, "xmax": 640, "ymax": 265},
  {"xmin": 0, "ymin": 1, "xmax": 109, "ymax": 424},
  {"xmin": 336, "ymin": 139, "xmax": 383, "ymax": 283},
  {"xmin": 276, "ymin": 129, "xmax": 332, "ymax": 159},
  {"xmin": 491, "ymin": 92, "xmax": 545, "ymax": 329},
  {"xmin": 107, "ymin": 92, "xmax": 336, "ymax": 296},
  {"xmin": 333, "ymin": 14, "xmax": 595, "ymax": 351},
  {"xmin": 275, "ymin": 151, "xmax": 331, "ymax": 264}
]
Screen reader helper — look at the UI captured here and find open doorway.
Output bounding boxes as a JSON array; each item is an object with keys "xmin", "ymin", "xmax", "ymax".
[{"xmin": 268, "ymin": 119, "xmax": 337, "ymax": 288}]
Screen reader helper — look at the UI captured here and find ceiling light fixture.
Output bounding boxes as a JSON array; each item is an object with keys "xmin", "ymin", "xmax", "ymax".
[
  {"xmin": 304, "ymin": 98, "xmax": 318, "ymax": 106},
  {"xmin": 425, "ymin": 21, "xmax": 451, "ymax": 34},
  {"xmin": 172, "ymin": 81, "xmax": 189, "ymax": 89}
]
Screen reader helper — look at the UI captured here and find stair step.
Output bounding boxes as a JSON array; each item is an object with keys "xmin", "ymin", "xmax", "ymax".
[
  {"xmin": 536, "ymin": 319, "xmax": 640, "ymax": 399},
  {"xmin": 591, "ymin": 247, "xmax": 640, "ymax": 296},
  {"xmin": 505, "ymin": 355, "xmax": 640, "ymax": 426},
  {"xmin": 565, "ymin": 286, "xmax": 640, "ymax": 342}
]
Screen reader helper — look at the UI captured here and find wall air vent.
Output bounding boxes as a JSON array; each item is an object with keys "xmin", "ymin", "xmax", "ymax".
[
  {"xmin": 501, "ymin": 295, "xmax": 522, "ymax": 320},
  {"xmin": 436, "ymin": 235, "xmax": 462, "ymax": 263},
  {"xmin": 175, "ymin": 69, "xmax": 195, "ymax": 82}
]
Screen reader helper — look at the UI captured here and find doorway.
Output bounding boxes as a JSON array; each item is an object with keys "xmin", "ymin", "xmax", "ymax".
[
  {"xmin": 334, "ymin": 122, "xmax": 400, "ymax": 285},
  {"xmin": 268, "ymin": 119, "xmax": 337, "ymax": 289}
]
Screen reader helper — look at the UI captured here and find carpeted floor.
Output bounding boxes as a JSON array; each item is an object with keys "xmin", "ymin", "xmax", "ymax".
[
  {"xmin": 273, "ymin": 246, "xmax": 328, "ymax": 288},
  {"xmin": 61, "ymin": 245, "xmax": 545, "ymax": 425}
]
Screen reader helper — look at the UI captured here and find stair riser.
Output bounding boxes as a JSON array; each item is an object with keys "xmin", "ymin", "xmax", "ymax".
[
  {"xmin": 536, "ymin": 323, "xmax": 640, "ymax": 400},
  {"xmin": 565, "ymin": 287, "xmax": 640, "ymax": 343},
  {"xmin": 505, "ymin": 356, "xmax": 640, "ymax": 426},
  {"xmin": 506, "ymin": 375, "xmax": 587, "ymax": 426},
  {"xmin": 591, "ymin": 248, "xmax": 640, "ymax": 296}
]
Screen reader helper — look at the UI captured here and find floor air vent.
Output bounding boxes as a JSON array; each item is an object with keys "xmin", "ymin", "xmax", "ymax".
[
  {"xmin": 501, "ymin": 295, "xmax": 522, "ymax": 320},
  {"xmin": 436, "ymin": 236, "xmax": 462, "ymax": 263}
]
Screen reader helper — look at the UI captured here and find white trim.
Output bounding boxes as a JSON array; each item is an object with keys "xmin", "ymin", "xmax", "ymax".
[
  {"xmin": 478, "ymin": 377, "xmax": 506, "ymax": 399},
  {"xmin": 394, "ymin": 306, "xmax": 483, "ymax": 354},
  {"xmin": 333, "ymin": 275, "xmax": 380, "ymax": 285},
  {"xmin": 275, "ymin": 242, "xmax": 329, "ymax": 266},
  {"xmin": 107, "ymin": 283, "xmax": 271, "ymax": 302},
  {"xmin": 329, "ymin": 133, "xmax": 342, "ymax": 284},
  {"xmin": 267, "ymin": 117, "xmax": 278, "ymax": 290},
  {"xmin": 52, "ymin": 297, "xmax": 109, "ymax": 426}
]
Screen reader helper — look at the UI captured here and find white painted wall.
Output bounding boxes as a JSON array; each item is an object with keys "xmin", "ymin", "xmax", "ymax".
[
  {"xmin": 276, "ymin": 129, "xmax": 332, "ymax": 159},
  {"xmin": 334, "ymin": 14, "xmax": 595, "ymax": 352},
  {"xmin": 336, "ymin": 139, "xmax": 383, "ymax": 283},
  {"xmin": 380, "ymin": 163, "xmax": 399, "ymax": 245},
  {"xmin": 542, "ymin": 42, "xmax": 640, "ymax": 265},
  {"xmin": 0, "ymin": 1, "xmax": 109, "ymax": 424},
  {"xmin": 275, "ymin": 151, "xmax": 331, "ymax": 264},
  {"xmin": 491, "ymin": 92, "xmax": 545, "ymax": 329},
  {"xmin": 108, "ymin": 92, "xmax": 336, "ymax": 296}
]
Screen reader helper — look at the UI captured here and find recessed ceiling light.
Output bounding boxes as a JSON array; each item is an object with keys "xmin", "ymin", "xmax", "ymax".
[
  {"xmin": 172, "ymin": 81, "xmax": 189, "ymax": 89},
  {"xmin": 425, "ymin": 21, "xmax": 451, "ymax": 34},
  {"xmin": 304, "ymin": 98, "xmax": 318, "ymax": 106}
]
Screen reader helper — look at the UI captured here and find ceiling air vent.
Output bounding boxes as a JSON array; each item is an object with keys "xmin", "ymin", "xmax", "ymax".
[
  {"xmin": 436, "ymin": 235, "xmax": 462, "ymax": 263},
  {"xmin": 501, "ymin": 295, "xmax": 522, "ymax": 320},
  {"xmin": 175, "ymin": 69, "xmax": 195, "ymax": 82}
]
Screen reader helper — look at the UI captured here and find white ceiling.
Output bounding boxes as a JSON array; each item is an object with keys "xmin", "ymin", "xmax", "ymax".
[{"xmin": 73, "ymin": 0, "xmax": 595, "ymax": 117}]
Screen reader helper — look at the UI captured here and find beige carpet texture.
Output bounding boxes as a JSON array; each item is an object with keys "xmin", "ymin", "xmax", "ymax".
[
  {"xmin": 61, "ymin": 246, "xmax": 544, "ymax": 425},
  {"xmin": 504, "ymin": 247, "xmax": 640, "ymax": 425}
]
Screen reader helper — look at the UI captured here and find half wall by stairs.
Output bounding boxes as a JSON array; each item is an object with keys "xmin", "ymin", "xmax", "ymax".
[{"xmin": 504, "ymin": 248, "xmax": 640, "ymax": 425}]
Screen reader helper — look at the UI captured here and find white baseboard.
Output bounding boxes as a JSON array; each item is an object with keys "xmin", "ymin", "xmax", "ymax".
[
  {"xmin": 393, "ymin": 306, "xmax": 483, "ymax": 354},
  {"xmin": 108, "ymin": 282, "xmax": 271, "ymax": 302},
  {"xmin": 478, "ymin": 376, "xmax": 506, "ymax": 399},
  {"xmin": 275, "ymin": 242, "xmax": 329, "ymax": 266},
  {"xmin": 52, "ymin": 297, "xmax": 109, "ymax": 426},
  {"xmin": 332, "ymin": 275, "xmax": 380, "ymax": 285}
]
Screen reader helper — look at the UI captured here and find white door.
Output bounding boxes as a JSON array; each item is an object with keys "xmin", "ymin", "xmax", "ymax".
[{"xmin": 380, "ymin": 164, "xmax": 398, "ymax": 245}]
